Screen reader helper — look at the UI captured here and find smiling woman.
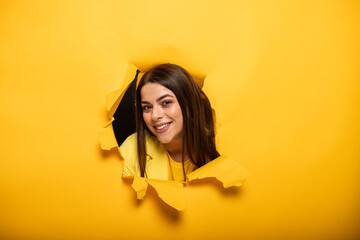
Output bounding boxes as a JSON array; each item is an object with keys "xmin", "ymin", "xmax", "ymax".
[
  {"xmin": 121, "ymin": 63, "xmax": 219, "ymax": 181},
  {"xmin": 140, "ymin": 83, "xmax": 184, "ymax": 159}
]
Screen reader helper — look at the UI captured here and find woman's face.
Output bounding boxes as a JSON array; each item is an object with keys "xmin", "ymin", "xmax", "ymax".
[{"xmin": 140, "ymin": 83, "xmax": 183, "ymax": 146}]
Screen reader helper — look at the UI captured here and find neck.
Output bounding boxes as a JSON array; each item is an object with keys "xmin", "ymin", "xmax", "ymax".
[{"xmin": 164, "ymin": 139, "xmax": 185, "ymax": 163}]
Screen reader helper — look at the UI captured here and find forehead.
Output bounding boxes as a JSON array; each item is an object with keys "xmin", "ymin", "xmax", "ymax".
[{"xmin": 140, "ymin": 83, "xmax": 175, "ymax": 101}]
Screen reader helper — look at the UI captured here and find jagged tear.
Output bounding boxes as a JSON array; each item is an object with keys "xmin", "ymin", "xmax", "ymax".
[{"xmin": 99, "ymin": 63, "xmax": 249, "ymax": 211}]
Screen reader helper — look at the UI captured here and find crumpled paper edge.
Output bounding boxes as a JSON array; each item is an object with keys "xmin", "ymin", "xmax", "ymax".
[
  {"xmin": 98, "ymin": 64, "xmax": 139, "ymax": 150},
  {"xmin": 99, "ymin": 63, "xmax": 249, "ymax": 211},
  {"xmin": 123, "ymin": 176, "xmax": 186, "ymax": 211},
  {"xmin": 186, "ymin": 155, "xmax": 249, "ymax": 188}
]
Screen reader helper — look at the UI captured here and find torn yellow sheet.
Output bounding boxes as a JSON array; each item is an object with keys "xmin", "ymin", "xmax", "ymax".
[
  {"xmin": 99, "ymin": 64, "xmax": 139, "ymax": 150},
  {"xmin": 131, "ymin": 176, "xmax": 148, "ymax": 199},
  {"xmin": 103, "ymin": 117, "xmax": 114, "ymax": 128},
  {"xmin": 98, "ymin": 124, "xmax": 118, "ymax": 150},
  {"xmin": 125, "ymin": 158, "xmax": 247, "ymax": 211},
  {"xmin": 128, "ymin": 176, "xmax": 185, "ymax": 210},
  {"xmin": 106, "ymin": 89, "xmax": 123, "ymax": 118},
  {"xmin": 147, "ymin": 179, "xmax": 185, "ymax": 211},
  {"xmin": 187, "ymin": 156, "xmax": 249, "ymax": 188},
  {"xmin": 107, "ymin": 64, "xmax": 139, "ymax": 118}
]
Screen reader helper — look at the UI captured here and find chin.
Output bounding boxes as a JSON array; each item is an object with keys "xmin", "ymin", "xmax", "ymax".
[
  {"xmin": 157, "ymin": 138, "xmax": 171, "ymax": 144},
  {"xmin": 155, "ymin": 135, "xmax": 173, "ymax": 144}
]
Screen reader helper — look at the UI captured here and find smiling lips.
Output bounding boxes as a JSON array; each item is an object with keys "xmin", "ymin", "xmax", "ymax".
[{"xmin": 154, "ymin": 122, "xmax": 172, "ymax": 133}]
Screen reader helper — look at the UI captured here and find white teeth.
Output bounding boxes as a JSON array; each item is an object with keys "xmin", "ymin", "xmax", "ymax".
[{"xmin": 155, "ymin": 123, "xmax": 169, "ymax": 130}]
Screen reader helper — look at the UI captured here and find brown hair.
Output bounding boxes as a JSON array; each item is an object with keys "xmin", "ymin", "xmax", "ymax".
[{"xmin": 136, "ymin": 63, "xmax": 219, "ymax": 178}]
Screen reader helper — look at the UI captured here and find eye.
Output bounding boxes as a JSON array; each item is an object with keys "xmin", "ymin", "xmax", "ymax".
[
  {"xmin": 142, "ymin": 105, "xmax": 152, "ymax": 111},
  {"xmin": 162, "ymin": 100, "xmax": 172, "ymax": 106}
]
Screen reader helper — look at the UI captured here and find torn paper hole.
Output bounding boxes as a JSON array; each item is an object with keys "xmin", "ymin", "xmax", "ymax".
[{"xmin": 99, "ymin": 63, "xmax": 248, "ymax": 210}]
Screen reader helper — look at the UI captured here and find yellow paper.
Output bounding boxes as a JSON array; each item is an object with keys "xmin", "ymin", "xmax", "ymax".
[
  {"xmin": 147, "ymin": 179, "xmax": 185, "ymax": 211},
  {"xmin": 2, "ymin": 1, "xmax": 358, "ymax": 239},
  {"xmin": 98, "ymin": 124, "xmax": 118, "ymax": 150},
  {"xmin": 187, "ymin": 156, "xmax": 249, "ymax": 188},
  {"xmin": 131, "ymin": 176, "xmax": 148, "ymax": 199},
  {"xmin": 107, "ymin": 64, "xmax": 139, "ymax": 118}
]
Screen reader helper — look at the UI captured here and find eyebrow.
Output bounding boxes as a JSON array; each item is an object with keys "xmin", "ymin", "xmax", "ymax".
[{"xmin": 141, "ymin": 94, "xmax": 175, "ymax": 104}]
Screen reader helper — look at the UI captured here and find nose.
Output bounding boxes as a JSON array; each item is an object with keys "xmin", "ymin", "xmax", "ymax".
[{"xmin": 151, "ymin": 105, "xmax": 163, "ymax": 121}]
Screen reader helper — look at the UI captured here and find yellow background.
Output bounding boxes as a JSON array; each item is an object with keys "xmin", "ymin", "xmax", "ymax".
[{"xmin": 1, "ymin": 1, "xmax": 359, "ymax": 239}]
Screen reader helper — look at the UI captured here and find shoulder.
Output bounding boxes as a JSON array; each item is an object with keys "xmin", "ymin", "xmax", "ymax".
[
  {"xmin": 119, "ymin": 132, "xmax": 161, "ymax": 156},
  {"xmin": 119, "ymin": 133, "xmax": 139, "ymax": 177},
  {"xmin": 119, "ymin": 132, "xmax": 167, "ymax": 178},
  {"xmin": 119, "ymin": 133, "xmax": 137, "ymax": 158}
]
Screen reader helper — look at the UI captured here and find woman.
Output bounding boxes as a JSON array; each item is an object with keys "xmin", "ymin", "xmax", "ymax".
[{"xmin": 121, "ymin": 63, "xmax": 219, "ymax": 181}]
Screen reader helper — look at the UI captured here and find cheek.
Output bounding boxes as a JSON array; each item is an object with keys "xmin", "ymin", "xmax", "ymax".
[{"xmin": 173, "ymin": 106, "xmax": 183, "ymax": 127}]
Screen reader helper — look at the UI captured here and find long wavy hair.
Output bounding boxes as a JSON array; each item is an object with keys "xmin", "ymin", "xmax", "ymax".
[{"xmin": 136, "ymin": 63, "xmax": 219, "ymax": 178}]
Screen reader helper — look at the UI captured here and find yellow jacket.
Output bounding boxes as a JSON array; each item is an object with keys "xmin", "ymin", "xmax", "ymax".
[{"xmin": 120, "ymin": 132, "xmax": 196, "ymax": 181}]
